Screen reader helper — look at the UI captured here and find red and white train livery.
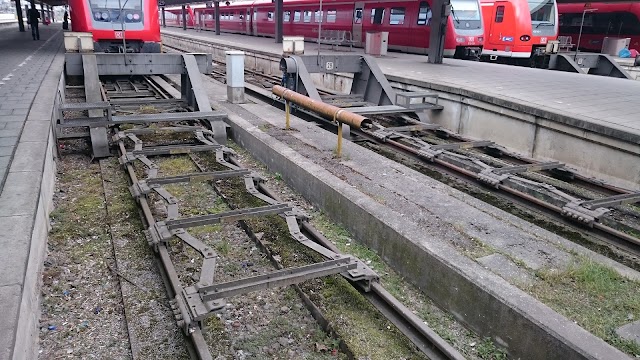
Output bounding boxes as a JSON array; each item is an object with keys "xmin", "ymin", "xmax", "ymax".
[
  {"xmin": 69, "ymin": 0, "xmax": 161, "ymax": 52},
  {"xmin": 165, "ymin": 0, "xmax": 485, "ymax": 59},
  {"xmin": 480, "ymin": 0, "xmax": 558, "ymax": 61}
]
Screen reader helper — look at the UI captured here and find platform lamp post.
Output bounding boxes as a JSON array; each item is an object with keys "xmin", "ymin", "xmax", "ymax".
[{"xmin": 575, "ymin": 7, "xmax": 597, "ymax": 61}]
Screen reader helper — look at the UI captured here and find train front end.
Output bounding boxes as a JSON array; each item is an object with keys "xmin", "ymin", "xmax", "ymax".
[
  {"xmin": 529, "ymin": 0, "xmax": 558, "ymax": 56},
  {"xmin": 445, "ymin": 0, "xmax": 485, "ymax": 59},
  {"xmin": 69, "ymin": 0, "xmax": 161, "ymax": 53}
]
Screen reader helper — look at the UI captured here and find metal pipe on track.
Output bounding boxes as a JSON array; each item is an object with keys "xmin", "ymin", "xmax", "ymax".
[{"xmin": 272, "ymin": 85, "xmax": 372, "ymax": 129}]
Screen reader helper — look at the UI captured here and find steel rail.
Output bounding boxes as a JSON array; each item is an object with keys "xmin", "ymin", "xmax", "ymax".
[
  {"xmin": 249, "ymin": 172, "xmax": 465, "ymax": 360},
  {"xmin": 116, "ymin": 141, "xmax": 213, "ymax": 360}
]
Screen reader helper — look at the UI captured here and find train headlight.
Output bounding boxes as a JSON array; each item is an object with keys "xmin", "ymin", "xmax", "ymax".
[
  {"xmin": 94, "ymin": 12, "xmax": 101, "ymax": 19},
  {"xmin": 456, "ymin": 37, "xmax": 466, "ymax": 43},
  {"xmin": 520, "ymin": 35, "xmax": 531, "ymax": 41},
  {"xmin": 126, "ymin": 13, "xmax": 133, "ymax": 20},
  {"xmin": 101, "ymin": 12, "xmax": 109, "ymax": 20},
  {"xmin": 133, "ymin": 13, "xmax": 140, "ymax": 20},
  {"xmin": 478, "ymin": 36, "xmax": 484, "ymax": 43}
]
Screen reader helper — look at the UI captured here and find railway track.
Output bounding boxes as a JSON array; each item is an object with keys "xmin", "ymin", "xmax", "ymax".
[
  {"xmin": 49, "ymin": 73, "xmax": 472, "ymax": 359},
  {"xmin": 163, "ymin": 44, "xmax": 640, "ymax": 266}
]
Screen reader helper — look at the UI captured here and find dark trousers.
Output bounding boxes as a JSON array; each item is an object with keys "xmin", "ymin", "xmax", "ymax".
[{"xmin": 31, "ymin": 23, "xmax": 39, "ymax": 40}]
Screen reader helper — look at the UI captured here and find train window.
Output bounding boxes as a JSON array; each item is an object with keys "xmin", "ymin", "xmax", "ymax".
[
  {"xmin": 268, "ymin": 11, "xmax": 273, "ymax": 21},
  {"xmin": 253, "ymin": 9, "xmax": 257, "ymax": 21},
  {"xmin": 617, "ymin": 12, "xmax": 640, "ymax": 35},
  {"xmin": 371, "ymin": 8, "xmax": 385, "ymax": 24},
  {"xmin": 304, "ymin": 10, "xmax": 312, "ymax": 23},
  {"xmin": 315, "ymin": 10, "xmax": 323, "ymax": 22},
  {"xmin": 284, "ymin": 11, "xmax": 291, "ymax": 22},
  {"xmin": 389, "ymin": 7, "xmax": 405, "ymax": 25},
  {"xmin": 495, "ymin": 5, "xmax": 504, "ymax": 23},
  {"xmin": 417, "ymin": 2, "xmax": 432, "ymax": 25},
  {"xmin": 230, "ymin": 13, "xmax": 234, "ymax": 20},
  {"xmin": 354, "ymin": 8, "xmax": 363, "ymax": 24},
  {"xmin": 327, "ymin": 10, "xmax": 337, "ymax": 23},
  {"xmin": 294, "ymin": 10, "xmax": 301, "ymax": 22}
]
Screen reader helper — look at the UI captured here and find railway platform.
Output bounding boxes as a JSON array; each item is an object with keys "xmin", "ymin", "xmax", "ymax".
[
  {"xmin": 161, "ymin": 27, "xmax": 640, "ymax": 190},
  {"xmin": 0, "ymin": 24, "xmax": 64, "ymax": 359}
]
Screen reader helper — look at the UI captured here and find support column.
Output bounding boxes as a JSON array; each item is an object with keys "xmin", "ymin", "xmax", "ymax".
[
  {"xmin": 15, "ymin": 0, "xmax": 25, "ymax": 32},
  {"xmin": 214, "ymin": 1, "xmax": 220, "ymax": 35},
  {"xmin": 427, "ymin": 0, "xmax": 451, "ymax": 64},
  {"xmin": 161, "ymin": 6, "xmax": 166, "ymax": 27},
  {"xmin": 275, "ymin": 0, "xmax": 283, "ymax": 43},
  {"xmin": 39, "ymin": 2, "xmax": 44, "ymax": 21},
  {"xmin": 181, "ymin": 4, "xmax": 186, "ymax": 30},
  {"xmin": 49, "ymin": 5, "xmax": 54, "ymax": 22},
  {"xmin": 226, "ymin": 51, "xmax": 245, "ymax": 104}
]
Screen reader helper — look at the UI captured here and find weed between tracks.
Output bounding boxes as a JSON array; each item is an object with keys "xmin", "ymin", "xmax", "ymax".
[
  {"xmin": 533, "ymin": 259, "xmax": 640, "ymax": 356},
  {"xmin": 40, "ymin": 156, "xmax": 131, "ymax": 358},
  {"xmin": 193, "ymin": 151, "xmax": 427, "ymax": 360},
  {"xmin": 149, "ymin": 155, "xmax": 343, "ymax": 359}
]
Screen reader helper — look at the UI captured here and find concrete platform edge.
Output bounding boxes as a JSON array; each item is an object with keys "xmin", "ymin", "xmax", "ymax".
[
  {"xmin": 385, "ymin": 74, "xmax": 640, "ymax": 144},
  {"xmin": 5, "ymin": 48, "xmax": 63, "ymax": 360},
  {"xmin": 222, "ymin": 110, "xmax": 629, "ymax": 359}
]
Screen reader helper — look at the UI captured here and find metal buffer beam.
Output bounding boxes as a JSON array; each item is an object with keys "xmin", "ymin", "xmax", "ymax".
[{"xmin": 279, "ymin": 54, "xmax": 441, "ymax": 121}]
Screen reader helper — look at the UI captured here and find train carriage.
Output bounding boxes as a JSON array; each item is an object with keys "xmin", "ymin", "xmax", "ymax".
[
  {"xmin": 69, "ymin": 0, "xmax": 161, "ymax": 52},
  {"xmin": 480, "ymin": 0, "xmax": 558, "ymax": 61},
  {"xmin": 558, "ymin": 2, "xmax": 640, "ymax": 52},
  {"xmin": 165, "ymin": 0, "xmax": 485, "ymax": 59}
]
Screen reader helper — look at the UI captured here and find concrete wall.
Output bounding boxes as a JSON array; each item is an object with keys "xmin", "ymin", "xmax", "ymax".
[{"xmin": 162, "ymin": 33, "xmax": 640, "ymax": 190}]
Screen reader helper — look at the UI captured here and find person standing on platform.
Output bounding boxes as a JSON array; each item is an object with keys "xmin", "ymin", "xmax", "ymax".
[{"xmin": 28, "ymin": 6, "xmax": 40, "ymax": 40}]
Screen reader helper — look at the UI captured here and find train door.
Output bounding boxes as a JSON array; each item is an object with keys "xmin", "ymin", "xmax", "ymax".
[
  {"xmin": 252, "ymin": 8, "xmax": 258, "ymax": 35},
  {"xmin": 245, "ymin": 9, "xmax": 251, "ymax": 34},
  {"xmin": 487, "ymin": 1, "xmax": 514, "ymax": 50},
  {"xmin": 352, "ymin": 2, "xmax": 364, "ymax": 46}
]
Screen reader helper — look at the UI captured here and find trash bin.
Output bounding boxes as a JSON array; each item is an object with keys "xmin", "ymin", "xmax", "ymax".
[{"xmin": 365, "ymin": 31, "xmax": 388, "ymax": 56}]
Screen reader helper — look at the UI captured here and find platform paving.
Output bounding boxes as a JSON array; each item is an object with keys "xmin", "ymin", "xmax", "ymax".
[
  {"xmin": 0, "ymin": 24, "xmax": 63, "ymax": 360},
  {"xmin": 161, "ymin": 27, "xmax": 640, "ymax": 142},
  {"xmin": 0, "ymin": 25, "xmax": 62, "ymax": 190}
]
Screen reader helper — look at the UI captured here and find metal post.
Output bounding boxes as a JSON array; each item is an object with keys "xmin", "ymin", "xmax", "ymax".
[
  {"xmin": 316, "ymin": 0, "xmax": 323, "ymax": 57},
  {"xmin": 226, "ymin": 51, "xmax": 245, "ymax": 103},
  {"xmin": 181, "ymin": 4, "xmax": 186, "ymax": 30},
  {"xmin": 214, "ymin": 1, "xmax": 220, "ymax": 35},
  {"xmin": 39, "ymin": 2, "xmax": 44, "ymax": 22},
  {"xmin": 428, "ymin": 0, "xmax": 451, "ymax": 64},
  {"xmin": 49, "ymin": 5, "xmax": 53, "ymax": 22},
  {"xmin": 575, "ymin": 8, "xmax": 597, "ymax": 61},
  {"xmin": 336, "ymin": 122, "xmax": 343, "ymax": 157},
  {"xmin": 275, "ymin": 0, "xmax": 283, "ymax": 43},
  {"xmin": 161, "ymin": 7, "xmax": 166, "ymax": 27},
  {"xmin": 15, "ymin": 0, "xmax": 25, "ymax": 32},
  {"xmin": 285, "ymin": 101, "xmax": 290, "ymax": 130}
]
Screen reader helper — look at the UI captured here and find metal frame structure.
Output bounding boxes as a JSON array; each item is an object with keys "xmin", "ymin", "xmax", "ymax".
[
  {"xmin": 58, "ymin": 53, "xmax": 227, "ymax": 157},
  {"xmin": 279, "ymin": 54, "xmax": 442, "ymax": 122},
  {"xmin": 114, "ymin": 126, "xmax": 383, "ymax": 358}
]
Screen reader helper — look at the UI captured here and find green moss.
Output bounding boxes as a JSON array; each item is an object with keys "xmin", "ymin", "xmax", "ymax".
[{"xmin": 532, "ymin": 258, "xmax": 640, "ymax": 356}]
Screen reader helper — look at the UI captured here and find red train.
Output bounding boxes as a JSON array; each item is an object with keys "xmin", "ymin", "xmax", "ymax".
[
  {"xmin": 69, "ymin": 0, "xmax": 161, "ymax": 52},
  {"xmin": 558, "ymin": 2, "xmax": 640, "ymax": 52},
  {"xmin": 164, "ymin": 0, "xmax": 485, "ymax": 59},
  {"xmin": 480, "ymin": 0, "xmax": 558, "ymax": 61}
]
